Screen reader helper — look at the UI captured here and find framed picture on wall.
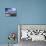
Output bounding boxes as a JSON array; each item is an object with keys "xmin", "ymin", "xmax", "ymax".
[
  {"xmin": 18, "ymin": 24, "xmax": 46, "ymax": 42},
  {"xmin": 5, "ymin": 8, "xmax": 16, "ymax": 16}
]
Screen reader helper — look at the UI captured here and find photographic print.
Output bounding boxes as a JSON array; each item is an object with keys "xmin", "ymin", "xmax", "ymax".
[
  {"xmin": 5, "ymin": 8, "xmax": 16, "ymax": 16},
  {"xmin": 18, "ymin": 24, "xmax": 46, "ymax": 46}
]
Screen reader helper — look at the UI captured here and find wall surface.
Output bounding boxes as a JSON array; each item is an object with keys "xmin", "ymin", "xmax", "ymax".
[{"xmin": 0, "ymin": 0, "xmax": 46, "ymax": 44}]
